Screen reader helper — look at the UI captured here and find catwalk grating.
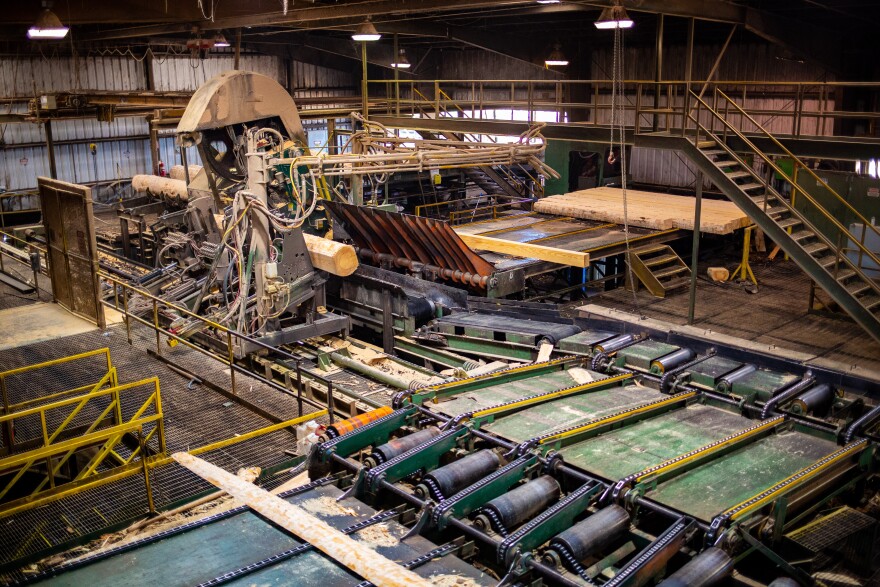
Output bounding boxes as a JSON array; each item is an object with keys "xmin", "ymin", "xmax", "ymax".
[{"xmin": 0, "ymin": 325, "xmax": 322, "ymax": 576}]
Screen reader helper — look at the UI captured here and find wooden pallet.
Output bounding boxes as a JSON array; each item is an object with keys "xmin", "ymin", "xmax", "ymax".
[{"xmin": 534, "ymin": 187, "xmax": 750, "ymax": 235}]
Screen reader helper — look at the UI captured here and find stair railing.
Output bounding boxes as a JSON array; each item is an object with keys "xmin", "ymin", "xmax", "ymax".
[
  {"xmin": 713, "ymin": 88, "xmax": 880, "ymax": 273},
  {"xmin": 688, "ymin": 89, "xmax": 880, "ymax": 289}
]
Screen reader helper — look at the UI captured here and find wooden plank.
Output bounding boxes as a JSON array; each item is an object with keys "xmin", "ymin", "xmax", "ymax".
[
  {"xmin": 534, "ymin": 187, "xmax": 749, "ymax": 235},
  {"xmin": 457, "ymin": 232, "xmax": 589, "ymax": 267},
  {"xmin": 172, "ymin": 452, "xmax": 434, "ymax": 587}
]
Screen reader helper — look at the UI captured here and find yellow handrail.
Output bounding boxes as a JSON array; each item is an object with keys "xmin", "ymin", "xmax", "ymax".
[
  {"xmin": 688, "ymin": 90, "xmax": 880, "ymax": 275},
  {"xmin": 715, "ymin": 88, "xmax": 880, "ymax": 245}
]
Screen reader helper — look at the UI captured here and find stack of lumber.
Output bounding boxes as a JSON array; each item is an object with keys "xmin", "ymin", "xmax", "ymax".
[{"xmin": 534, "ymin": 187, "xmax": 749, "ymax": 235}]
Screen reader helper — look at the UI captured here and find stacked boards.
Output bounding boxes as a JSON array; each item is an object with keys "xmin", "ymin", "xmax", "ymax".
[{"xmin": 534, "ymin": 187, "xmax": 750, "ymax": 235}]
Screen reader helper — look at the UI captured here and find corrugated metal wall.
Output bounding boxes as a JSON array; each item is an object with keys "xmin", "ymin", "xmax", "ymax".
[{"xmin": 1, "ymin": 53, "xmax": 355, "ymax": 191}]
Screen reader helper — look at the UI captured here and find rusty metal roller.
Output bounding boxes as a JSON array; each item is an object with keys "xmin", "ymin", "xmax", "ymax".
[
  {"xmin": 549, "ymin": 505, "xmax": 630, "ymax": 562},
  {"xmin": 368, "ymin": 426, "xmax": 442, "ymax": 467},
  {"xmin": 657, "ymin": 547, "xmax": 733, "ymax": 587},
  {"xmin": 418, "ymin": 450, "xmax": 501, "ymax": 500},
  {"xmin": 326, "ymin": 406, "xmax": 394, "ymax": 439},
  {"xmin": 479, "ymin": 475, "xmax": 561, "ymax": 531}
]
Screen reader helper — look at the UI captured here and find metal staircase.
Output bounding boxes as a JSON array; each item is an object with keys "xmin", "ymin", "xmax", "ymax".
[
  {"xmin": 682, "ymin": 89, "xmax": 880, "ymax": 343},
  {"xmin": 625, "ymin": 244, "xmax": 691, "ymax": 297}
]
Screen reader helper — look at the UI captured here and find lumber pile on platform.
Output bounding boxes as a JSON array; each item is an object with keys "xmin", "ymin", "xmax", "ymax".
[{"xmin": 534, "ymin": 187, "xmax": 749, "ymax": 235}]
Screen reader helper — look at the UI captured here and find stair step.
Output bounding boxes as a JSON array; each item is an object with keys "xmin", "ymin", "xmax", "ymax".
[
  {"xmin": 697, "ymin": 140, "xmax": 717, "ymax": 149},
  {"xmin": 740, "ymin": 183, "xmax": 764, "ymax": 191},
  {"xmin": 767, "ymin": 206, "xmax": 789, "ymax": 216},
  {"xmin": 777, "ymin": 217, "xmax": 802, "ymax": 229},
  {"xmin": 633, "ymin": 245, "xmax": 668, "ymax": 256},
  {"xmin": 663, "ymin": 277, "xmax": 692, "ymax": 291},
  {"xmin": 654, "ymin": 265, "xmax": 689, "ymax": 279},
  {"xmin": 643, "ymin": 254, "xmax": 679, "ymax": 268},
  {"xmin": 861, "ymin": 296, "xmax": 880, "ymax": 311},
  {"xmin": 726, "ymin": 170, "xmax": 753, "ymax": 180},
  {"xmin": 817, "ymin": 255, "xmax": 839, "ymax": 268},
  {"xmin": 790, "ymin": 230, "xmax": 815, "ymax": 242},
  {"xmin": 846, "ymin": 281, "xmax": 872, "ymax": 296},
  {"xmin": 835, "ymin": 269, "xmax": 857, "ymax": 281},
  {"xmin": 702, "ymin": 149, "xmax": 728, "ymax": 157},
  {"xmin": 803, "ymin": 242, "xmax": 830, "ymax": 255}
]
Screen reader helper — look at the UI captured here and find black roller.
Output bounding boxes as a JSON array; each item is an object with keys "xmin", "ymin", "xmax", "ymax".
[
  {"xmin": 594, "ymin": 334, "xmax": 635, "ymax": 354},
  {"xmin": 550, "ymin": 505, "xmax": 630, "ymax": 561},
  {"xmin": 767, "ymin": 578, "xmax": 800, "ymax": 587},
  {"xmin": 657, "ymin": 547, "xmax": 733, "ymax": 587},
  {"xmin": 715, "ymin": 364, "xmax": 757, "ymax": 393},
  {"xmin": 370, "ymin": 426, "xmax": 441, "ymax": 465},
  {"xmin": 650, "ymin": 348, "xmax": 696, "ymax": 374},
  {"xmin": 790, "ymin": 383, "xmax": 834, "ymax": 416},
  {"xmin": 482, "ymin": 475, "xmax": 561, "ymax": 529},
  {"xmin": 423, "ymin": 449, "xmax": 500, "ymax": 498}
]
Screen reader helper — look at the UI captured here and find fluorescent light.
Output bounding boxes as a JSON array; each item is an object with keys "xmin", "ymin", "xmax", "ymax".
[
  {"xmin": 391, "ymin": 48, "xmax": 411, "ymax": 68},
  {"xmin": 537, "ymin": 1, "xmax": 561, "ymax": 4},
  {"xmin": 595, "ymin": 4, "xmax": 634, "ymax": 29},
  {"xmin": 545, "ymin": 43, "xmax": 568, "ymax": 67},
  {"xmin": 27, "ymin": 9, "xmax": 69, "ymax": 39},
  {"xmin": 352, "ymin": 18, "xmax": 381, "ymax": 41},
  {"xmin": 213, "ymin": 33, "xmax": 230, "ymax": 47}
]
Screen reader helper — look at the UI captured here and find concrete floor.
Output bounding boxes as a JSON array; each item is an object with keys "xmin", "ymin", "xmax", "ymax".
[{"xmin": 569, "ymin": 256, "xmax": 880, "ymax": 374}]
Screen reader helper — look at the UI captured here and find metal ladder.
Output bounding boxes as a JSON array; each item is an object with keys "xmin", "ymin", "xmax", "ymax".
[
  {"xmin": 625, "ymin": 244, "xmax": 691, "ymax": 298},
  {"xmin": 683, "ymin": 88, "xmax": 880, "ymax": 343}
]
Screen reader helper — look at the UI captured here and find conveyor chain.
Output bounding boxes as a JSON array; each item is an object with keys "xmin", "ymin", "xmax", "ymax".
[
  {"xmin": 608, "ymin": 416, "xmax": 785, "ymax": 503},
  {"xmin": 431, "ymin": 456, "xmax": 533, "ymax": 527},
  {"xmin": 709, "ymin": 438, "xmax": 869, "ymax": 542},
  {"xmin": 196, "ymin": 507, "xmax": 403, "ymax": 587},
  {"xmin": 497, "ymin": 479, "xmax": 602, "ymax": 564},
  {"xmin": 603, "ymin": 518, "xmax": 691, "ymax": 587},
  {"xmin": 552, "ymin": 541, "xmax": 596, "ymax": 584},
  {"xmin": 659, "ymin": 349, "xmax": 716, "ymax": 393},
  {"xmin": 316, "ymin": 407, "xmax": 410, "ymax": 462},
  {"xmin": 448, "ymin": 372, "xmax": 632, "ymax": 426},
  {"xmin": 365, "ymin": 427, "xmax": 464, "ymax": 492}
]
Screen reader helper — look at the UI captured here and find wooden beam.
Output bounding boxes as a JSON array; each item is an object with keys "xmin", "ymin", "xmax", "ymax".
[
  {"xmin": 172, "ymin": 452, "xmax": 434, "ymax": 587},
  {"xmin": 457, "ymin": 232, "xmax": 589, "ymax": 268}
]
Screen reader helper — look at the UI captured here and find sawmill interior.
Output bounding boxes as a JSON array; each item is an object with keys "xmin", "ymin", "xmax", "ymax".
[{"xmin": 1, "ymin": 1, "xmax": 880, "ymax": 586}]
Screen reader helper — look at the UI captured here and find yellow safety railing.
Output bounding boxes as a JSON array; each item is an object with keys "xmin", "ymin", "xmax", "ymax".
[{"xmin": 0, "ymin": 377, "xmax": 164, "ymax": 501}]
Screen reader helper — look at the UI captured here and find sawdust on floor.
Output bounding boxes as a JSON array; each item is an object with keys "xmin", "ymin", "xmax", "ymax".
[
  {"xmin": 429, "ymin": 575, "xmax": 482, "ymax": 587},
  {"xmin": 354, "ymin": 523, "xmax": 398, "ymax": 548},
  {"xmin": 300, "ymin": 495, "xmax": 358, "ymax": 517}
]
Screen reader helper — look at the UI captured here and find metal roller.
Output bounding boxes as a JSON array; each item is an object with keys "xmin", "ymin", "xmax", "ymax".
[
  {"xmin": 789, "ymin": 383, "xmax": 835, "ymax": 416},
  {"xmin": 475, "ymin": 475, "xmax": 561, "ymax": 533},
  {"xmin": 767, "ymin": 579, "xmax": 799, "ymax": 587},
  {"xmin": 657, "ymin": 547, "xmax": 733, "ymax": 587},
  {"xmin": 549, "ymin": 505, "xmax": 630, "ymax": 562},
  {"xmin": 368, "ymin": 426, "xmax": 441, "ymax": 467},
  {"xmin": 417, "ymin": 450, "xmax": 501, "ymax": 500},
  {"xmin": 594, "ymin": 334, "xmax": 635, "ymax": 354},
  {"xmin": 650, "ymin": 348, "xmax": 696, "ymax": 374},
  {"xmin": 715, "ymin": 364, "xmax": 757, "ymax": 393},
  {"xmin": 326, "ymin": 406, "xmax": 394, "ymax": 439}
]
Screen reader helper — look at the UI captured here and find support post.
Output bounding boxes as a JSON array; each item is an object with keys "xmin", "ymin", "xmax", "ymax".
[
  {"xmin": 652, "ymin": 14, "xmax": 664, "ymax": 132},
  {"xmin": 360, "ymin": 42, "xmax": 369, "ymax": 118},
  {"xmin": 688, "ymin": 171, "xmax": 703, "ymax": 325},
  {"xmin": 148, "ymin": 118, "xmax": 160, "ymax": 176},
  {"xmin": 234, "ymin": 28, "xmax": 242, "ymax": 70},
  {"xmin": 44, "ymin": 120, "xmax": 57, "ymax": 179},
  {"xmin": 382, "ymin": 288, "xmax": 394, "ymax": 355},
  {"xmin": 393, "ymin": 33, "xmax": 401, "ymax": 119},
  {"xmin": 684, "ymin": 17, "xmax": 695, "ymax": 135}
]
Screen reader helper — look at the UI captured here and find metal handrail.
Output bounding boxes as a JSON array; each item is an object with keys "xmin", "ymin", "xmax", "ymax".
[
  {"xmin": 688, "ymin": 90, "xmax": 880, "ymax": 275},
  {"xmin": 714, "ymin": 88, "xmax": 880, "ymax": 245}
]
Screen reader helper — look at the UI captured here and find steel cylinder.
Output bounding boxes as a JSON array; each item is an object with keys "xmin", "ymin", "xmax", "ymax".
[
  {"xmin": 767, "ymin": 578, "xmax": 799, "ymax": 587},
  {"xmin": 483, "ymin": 475, "xmax": 561, "ymax": 529},
  {"xmin": 550, "ymin": 505, "xmax": 630, "ymax": 561},
  {"xmin": 658, "ymin": 547, "xmax": 733, "ymax": 587},
  {"xmin": 790, "ymin": 383, "xmax": 834, "ymax": 416},
  {"xmin": 371, "ymin": 426, "xmax": 441, "ymax": 464},
  {"xmin": 594, "ymin": 334, "xmax": 635, "ymax": 354},
  {"xmin": 715, "ymin": 364, "xmax": 757, "ymax": 393},
  {"xmin": 650, "ymin": 348, "xmax": 696, "ymax": 374},
  {"xmin": 424, "ymin": 450, "xmax": 501, "ymax": 497}
]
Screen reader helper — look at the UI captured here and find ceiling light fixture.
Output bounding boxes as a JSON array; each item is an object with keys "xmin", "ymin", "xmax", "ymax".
[
  {"xmin": 352, "ymin": 18, "xmax": 381, "ymax": 42},
  {"xmin": 594, "ymin": 2, "xmax": 634, "ymax": 29},
  {"xmin": 213, "ymin": 33, "xmax": 230, "ymax": 47},
  {"xmin": 545, "ymin": 43, "xmax": 569, "ymax": 67},
  {"xmin": 537, "ymin": 1, "xmax": 561, "ymax": 4},
  {"xmin": 27, "ymin": 8, "xmax": 69, "ymax": 39},
  {"xmin": 390, "ymin": 48, "xmax": 411, "ymax": 69}
]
